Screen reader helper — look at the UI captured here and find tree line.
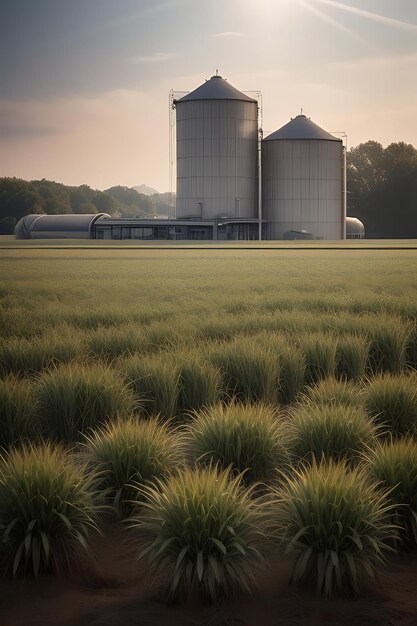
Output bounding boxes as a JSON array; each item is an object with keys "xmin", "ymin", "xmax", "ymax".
[
  {"xmin": 347, "ymin": 141, "xmax": 417, "ymax": 238},
  {"xmin": 1, "ymin": 139, "xmax": 416, "ymax": 237},
  {"xmin": 0, "ymin": 179, "xmax": 173, "ymax": 234}
]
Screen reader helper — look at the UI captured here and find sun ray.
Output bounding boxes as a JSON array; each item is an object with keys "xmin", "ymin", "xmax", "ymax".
[
  {"xmin": 297, "ymin": 0, "xmax": 374, "ymax": 49},
  {"xmin": 310, "ymin": 0, "xmax": 417, "ymax": 32}
]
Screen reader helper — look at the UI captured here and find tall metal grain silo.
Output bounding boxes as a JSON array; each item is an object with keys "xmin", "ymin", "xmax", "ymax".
[
  {"xmin": 262, "ymin": 114, "xmax": 345, "ymax": 240},
  {"xmin": 174, "ymin": 74, "xmax": 259, "ymax": 220}
]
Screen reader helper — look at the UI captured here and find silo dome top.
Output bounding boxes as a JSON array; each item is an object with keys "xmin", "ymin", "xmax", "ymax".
[
  {"xmin": 264, "ymin": 114, "xmax": 340, "ymax": 141},
  {"xmin": 177, "ymin": 74, "xmax": 256, "ymax": 103}
]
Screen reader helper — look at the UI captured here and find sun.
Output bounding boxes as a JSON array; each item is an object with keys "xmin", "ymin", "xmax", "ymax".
[{"xmin": 240, "ymin": 0, "xmax": 293, "ymax": 16}]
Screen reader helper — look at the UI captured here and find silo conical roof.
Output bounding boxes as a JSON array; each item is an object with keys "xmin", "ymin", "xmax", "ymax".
[
  {"xmin": 264, "ymin": 114, "xmax": 340, "ymax": 141},
  {"xmin": 177, "ymin": 74, "xmax": 256, "ymax": 103}
]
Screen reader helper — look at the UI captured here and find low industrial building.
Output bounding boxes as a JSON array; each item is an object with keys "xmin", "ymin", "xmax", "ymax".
[{"xmin": 15, "ymin": 213, "xmax": 363, "ymax": 241}]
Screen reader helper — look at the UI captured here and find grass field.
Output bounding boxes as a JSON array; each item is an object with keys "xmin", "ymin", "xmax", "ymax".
[{"xmin": 0, "ymin": 239, "xmax": 417, "ymax": 624}]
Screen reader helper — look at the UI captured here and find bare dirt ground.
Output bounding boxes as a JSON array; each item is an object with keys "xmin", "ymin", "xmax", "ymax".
[{"xmin": 1, "ymin": 526, "xmax": 417, "ymax": 626}]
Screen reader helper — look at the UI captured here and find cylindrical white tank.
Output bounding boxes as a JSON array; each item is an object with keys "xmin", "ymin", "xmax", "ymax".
[
  {"xmin": 346, "ymin": 216, "xmax": 365, "ymax": 239},
  {"xmin": 262, "ymin": 115, "xmax": 344, "ymax": 240},
  {"xmin": 175, "ymin": 75, "xmax": 258, "ymax": 220}
]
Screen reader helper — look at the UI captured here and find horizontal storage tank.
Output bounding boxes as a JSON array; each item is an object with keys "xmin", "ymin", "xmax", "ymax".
[
  {"xmin": 14, "ymin": 213, "xmax": 109, "ymax": 239},
  {"xmin": 175, "ymin": 74, "xmax": 259, "ymax": 220},
  {"xmin": 262, "ymin": 114, "xmax": 344, "ymax": 240}
]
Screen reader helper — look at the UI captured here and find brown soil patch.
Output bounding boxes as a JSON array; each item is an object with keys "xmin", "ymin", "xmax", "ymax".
[{"xmin": 1, "ymin": 526, "xmax": 417, "ymax": 626}]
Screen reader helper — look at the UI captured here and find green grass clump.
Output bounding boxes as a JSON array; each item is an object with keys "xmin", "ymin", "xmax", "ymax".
[
  {"xmin": 87, "ymin": 323, "xmax": 145, "ymax": 360},
  {"xmin": 0, "ymin": 443, "xmax": 98, "ymax": 578},
  {"xmin": 0, "ymin": 376, "xmax": 39, "ymax": 448},
  {"xmin": 122, "ymin": 353, "xmax": 179, "ymax": 419},
  {"xmin": 336, "ymin": 334, "xmax": 369, "ymax": 380},
  {"xmin": 85, "ymin": 417, "xmax": 184, "ymax": 517},
  {"xmin": 145, "ymin": 321, "xmax": 182, "ymax": 353},
  {"xmin": 0, "ymin": 304, "xmax": 36, "ymax": 339},
  {"xmin": 272, "ymin": 460, "xmax": 396, "ymax": 596},
  {"xmin": 0, "ymin": 330, "xmax": 83, "ymax": 377},
  {"xmin": 278, "ymin": 343, "xmax": 306, "ymax": 404},
  {"xmin": 332, "ymin": 314, "xmax": 411, "ymax": 375},
  {"xmin": 186, "ymin": 403, "xmax": 289, "ymax": 485},
  {"xmin": 363, "ymin": 374, "xmax": 417, "ymax": 437},
  {"xmin": 134, "ymin": 466, "xmax": 266, "ymax": 601},
  {"xmin": 177, "ymin": 351, "xmax": 221, "ymax": 414},
  {"xmin": 406, "ymin": 324, "xmax": 417, "ymax": 369},
  {"xmin": 367, "ymin": 439, "xmax": 417, "ymax": 549},
  {"xmin": 288, "ymin": 404, "xmax": 377, "ymax": 466},
  {"xmin": 366, "ymin": 317, "xmax": 410, "ymax": 375},
  {"xmin": 66, "ymin": 309, "xmax": 127, "ymax": 330},
  {"xmin": 197, "ymin": 318, "xmax": 236, "ymax": 342},
  {"xmin": 299, "ymin": 333, "xmax": 337, "ymax": 385},
  {"xmin": 304, "ymin": 377, "xmax": 360, "ymax": 408},
  {"xmin": 210, "ymin": 340, "xmax": 278, "ymax": 403},
  {"xmin": 36, "ymin": 363, "xmax": 137, "ymax": 442},
  {"xmin": 270, "ymin": 310, "xmax": 326, "ymax": 336},
  {"xmin": 256, "ymin": 334, "xmax": 305, "ymax": 404}
]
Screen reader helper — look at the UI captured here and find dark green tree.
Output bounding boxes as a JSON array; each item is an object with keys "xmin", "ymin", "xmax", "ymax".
[
  {"xmin": 92, "ymin": 191, "xmax": 116, "ymax": 214},
  {"xmin": 0, "ymin": 216, "xmax": 16, "ymax": 234},
  {"xmin": 105, "ymin": 186, "xmax": 154, "ymax": 216},
  {"xmin": 347, "ymin": 141, "xmax": 417, "ymax": 238},
  {"xmin": 69, "ymin": 185, "xmax": 96, "ymax": 213},
  {"xmin": 0, "ymin": 178, "xmax": 44, "ymax": 221},
  {"xmin": 35, "ymin": 182, "xmax": 72, "ymax": 214}
]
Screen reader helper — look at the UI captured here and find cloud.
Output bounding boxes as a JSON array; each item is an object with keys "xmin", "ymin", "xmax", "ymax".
[
  {"xmin": 132, "ymin": 51, "xmax": 177, "ymax": 63},
  {"xmin": 0, "ymin": 101, "xmax": 60, "ymax": 140},
  {"xmin": 330, "ymin": 50, "xmax": 417, "ymax": 71},
  {"xmin": 211, "ymin": 31, "xmax": 248, "ymax": 38},
  {"xmin": 0, "ymin": 125, "xmax": 59, "ymax": 140}
]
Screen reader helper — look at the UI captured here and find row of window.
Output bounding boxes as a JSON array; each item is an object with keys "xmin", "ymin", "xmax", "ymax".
[{"xmin": 93, "ymin": 224, "xmax": 261, "ymax": 241}]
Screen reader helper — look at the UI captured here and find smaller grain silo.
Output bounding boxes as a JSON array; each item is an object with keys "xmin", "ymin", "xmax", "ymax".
[{"xmin": 262, "ymin": 115, "xmax": 345, "ymax": 240}]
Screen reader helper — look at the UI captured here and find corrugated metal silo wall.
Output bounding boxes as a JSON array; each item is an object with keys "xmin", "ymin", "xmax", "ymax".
[
  {"xmin": 176, "ymin": 100, "xmax": 258, "ymax": 219},
  {"xmin": 262, "ymin": 139, "xmax": 343, "ymax": 239}
]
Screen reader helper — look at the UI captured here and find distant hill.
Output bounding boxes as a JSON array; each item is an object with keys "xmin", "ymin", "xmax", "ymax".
[{"xmin": 133, "ymin": 184, "xmax": 159, "ymax": 196}]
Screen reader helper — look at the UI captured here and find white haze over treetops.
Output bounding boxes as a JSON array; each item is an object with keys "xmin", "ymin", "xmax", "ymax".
[{"xmin": 0, "ymin": 0, "xmax": 416, "ymax": 191}]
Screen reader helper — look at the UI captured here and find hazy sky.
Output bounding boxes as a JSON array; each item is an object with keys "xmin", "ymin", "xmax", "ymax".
[{"xmin": 1, "ymin": 0, "xmax": 416, "ymax": 191}]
